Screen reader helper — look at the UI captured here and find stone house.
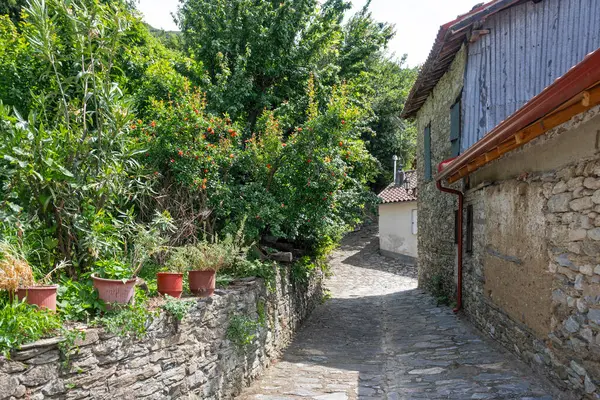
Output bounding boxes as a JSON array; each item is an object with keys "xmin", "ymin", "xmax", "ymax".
[
  {"xmin": 377, "ymin": 170, "xmax": 418, "ymax": 263},
  {"xmin": 401, "ymin": 0, "xmax": 600, "ymax": 396}
]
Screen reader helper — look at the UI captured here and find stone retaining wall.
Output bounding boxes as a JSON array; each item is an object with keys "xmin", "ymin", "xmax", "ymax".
[{"xmin": 0, "ymin": 268, "xmax": 322, "ymax": 400}]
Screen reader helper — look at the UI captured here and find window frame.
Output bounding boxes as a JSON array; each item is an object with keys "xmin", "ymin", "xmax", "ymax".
[{"xmin": 450, "ymin": 97, "xmax": 461, "ymax": 157}]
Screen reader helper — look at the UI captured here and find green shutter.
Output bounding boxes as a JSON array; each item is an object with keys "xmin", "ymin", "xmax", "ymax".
[
  {"xmin": 450, "ymin": 100, "xmax": 461, "ymax": 157},
  {"xmin": 424, "ymin": 124, "xmax": 432, "ymax": 180}
]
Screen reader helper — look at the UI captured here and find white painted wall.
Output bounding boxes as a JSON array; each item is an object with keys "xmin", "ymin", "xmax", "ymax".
[{"xmin": 378, "ymin": 201, "xmax": 418, "ymax": 259}]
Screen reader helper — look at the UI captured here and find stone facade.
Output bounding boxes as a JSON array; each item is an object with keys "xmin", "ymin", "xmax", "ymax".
[
  {"xmin": 461, "ymin": 106, "xmax": 600, "ymax": 398},
  {"xmin": 0, "ymin": 268, "xmax": 322, "ymax": 400},
  {"xmin": 414, "ymin": 45, "xmax": 466, "ymax": 298}
]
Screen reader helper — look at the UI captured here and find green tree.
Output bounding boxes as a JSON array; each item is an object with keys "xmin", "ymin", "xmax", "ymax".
[
  {"xmin": 364, "ymin": 57, "xmax": 418, "ymax": 189},
  {"xmin": 176, "ymin": 0, "xmax": 350, "ymax": 129}
]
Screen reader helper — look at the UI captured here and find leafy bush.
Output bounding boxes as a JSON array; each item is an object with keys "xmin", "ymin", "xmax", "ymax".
[
  {"xmin": 162, "ymin": 296, "xmax": 194, "ymax": 321},
  {"xmin": 95, "ymin": 290, "xmax": 157, "ymax": 339},
  {"xmin": 227, "ymin": 314, "xmax": 260, "ymax": 348},
  {"xmin": 57, "ymin": 276, "xmax": 105, "ymax": 322},
  {"xmin": 141, "ymin": 80, "xmax": 378, "ymax": 253},
  {"xmin": 0, "ymin": 0, "xmax": 152, "ymax": 276},
  {"xmin": 0, "ymin": 297, "xmax": 61, "ymax": 357}
]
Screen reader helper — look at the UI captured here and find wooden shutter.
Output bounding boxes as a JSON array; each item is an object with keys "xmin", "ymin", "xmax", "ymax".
[
  {"xmin": 424, "ymin": 124, "xmax": 432, "ymax": 180},
  {"xmin": 450, "ymin": 100, "xmax": 461, "ymax": 157}
]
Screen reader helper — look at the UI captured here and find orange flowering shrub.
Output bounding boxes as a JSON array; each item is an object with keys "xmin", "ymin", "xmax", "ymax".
[{"xmin": 140, "ymin": 84, "xmax": 377, "ymax": 252}]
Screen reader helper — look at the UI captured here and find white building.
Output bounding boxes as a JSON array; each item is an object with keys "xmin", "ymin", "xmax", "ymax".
[{"xmin": 377, "ymin": 170, "xmax": 417, "ymax": 264}]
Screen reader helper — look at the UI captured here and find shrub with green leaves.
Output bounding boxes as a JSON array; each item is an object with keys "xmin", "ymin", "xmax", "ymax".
[
  {"xmin": 95, "ymin": 290, "xmax": 157, "ymax": 339},
  {"xmin": 141, "ymin": 79, "xmax": 378, "ymax": 253},
  {"xmin": 0, "ymin": 0, "xmax": 154, "ymax": 276},
  {"xmin": 162, "ymin": 296, "xmax": 194, "ymax": 321},
  {"xmin": 227, "ymin": 314, "xmax": 259, "ymax": 348},
  {"xmin": 57, "ymin": 276, "xmax": 106, "ymax": 322},
  {"xmin": 0, "ymin": 297, "xmax": 61, "ymax": 357}
]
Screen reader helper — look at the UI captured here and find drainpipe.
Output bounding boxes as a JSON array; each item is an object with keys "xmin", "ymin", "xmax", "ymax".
[{"xmin": 436, "ymin": 160, "xmax": 463, "ymax": 313}]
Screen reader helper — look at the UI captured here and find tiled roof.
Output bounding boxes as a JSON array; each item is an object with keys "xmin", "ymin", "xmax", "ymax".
[{"xmin": 378, "ymin": 170, "xmax": 418, "ymax": 204}]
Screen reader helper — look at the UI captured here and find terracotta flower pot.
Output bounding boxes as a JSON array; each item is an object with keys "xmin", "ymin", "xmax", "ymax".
[
  {"xmin": 157, "ymin": 272, "xmax": 183, "ymax": 298},
  {"xmin": 188, "ymin": 270, "xmax": 216, "ymax": 297},
  {"xmin": 17, "ymin": 285, "xmax": 58, "ymax": 311},
  {"xmin": 91, "ymin": 273, "xmax": 136, "ymax": 307}
]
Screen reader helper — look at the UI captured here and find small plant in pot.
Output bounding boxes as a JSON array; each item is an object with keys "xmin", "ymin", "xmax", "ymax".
[
  {"xmin": 0, "ymin": 242, "xmax": 63, "ymax": 311},
  {"xmin": 91, "ymin": 260, "xmax": 138, "ymax": 307},
  {"xmin": 92, "ymin": 211, "xmax": 175, "ymax": 307},
  {"xmin": 158, "ymin": 256, "xmax": 187, "ymax": 298},
  {"xmin": 169, "ymin": 239, "xmax": 236, "ymax": 297}
]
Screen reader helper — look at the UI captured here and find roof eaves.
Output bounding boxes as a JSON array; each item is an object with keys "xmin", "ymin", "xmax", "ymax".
[{"xmin": 438, "ymin": 48, "xmax": 600, "ymax": 182}]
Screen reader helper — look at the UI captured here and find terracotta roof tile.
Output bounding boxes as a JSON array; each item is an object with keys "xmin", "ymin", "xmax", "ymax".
[{"xmin": 378, "ymin": 170, "xmax": 418, "ymax": 204}]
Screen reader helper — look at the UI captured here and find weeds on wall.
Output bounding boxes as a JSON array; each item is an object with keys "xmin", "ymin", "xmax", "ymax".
[
  {"xmin": 94, "ymin": 290, "xmax": 158, "ymax": 339},
  {"xmin": 162, "ymin": 296, "xmax": 194, "ymax": 322}
]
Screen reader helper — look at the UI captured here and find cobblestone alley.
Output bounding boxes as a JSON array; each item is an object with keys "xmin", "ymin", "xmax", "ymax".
[{"xmin": 239, "ymin": 224, "xmax": 567, "ymax": 400}]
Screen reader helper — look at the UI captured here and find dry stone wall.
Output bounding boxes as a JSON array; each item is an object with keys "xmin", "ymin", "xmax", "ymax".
[{"xmin": 0, "ymin": 268, "xmax": 322, "ymax": 400}]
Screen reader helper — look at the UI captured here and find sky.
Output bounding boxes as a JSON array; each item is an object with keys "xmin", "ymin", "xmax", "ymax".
[{"xmin": 137, "ymin": 0, "xmax": 480, "ymax": 67}]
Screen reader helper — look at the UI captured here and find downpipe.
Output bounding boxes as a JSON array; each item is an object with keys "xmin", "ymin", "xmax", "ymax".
[{"xmin": 436, "ymin": 161, "xmax": 463, "ymax": 313}]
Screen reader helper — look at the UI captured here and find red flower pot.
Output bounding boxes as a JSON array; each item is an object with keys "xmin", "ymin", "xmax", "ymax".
[
  {"xmin": 17, "ymin": 285, "xmax": 58, "ymax": 311},
  {"xmin": 92, "ymin": 274, "xmax": 136, "ymax": 308},
  {"xmin": 157, "ymin": 272, "xmax": 183, "ymax": 298},
  {"xmin": 188, "ymin": 270, "xmax": 215, "ymax": 297}
]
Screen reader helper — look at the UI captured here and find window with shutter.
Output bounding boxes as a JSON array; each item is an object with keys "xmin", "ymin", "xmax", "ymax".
[
  {"xmin": 424, "ymin": 124, "xmax": 432, "ymax": 180},
  {"xmin": 450, "ymin": 99, "xmax": 461, "ymax": 157}
]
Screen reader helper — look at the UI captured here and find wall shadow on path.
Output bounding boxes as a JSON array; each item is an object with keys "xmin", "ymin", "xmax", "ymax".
[
  {"xmin": 338, "ymin": 235, "xmax": 418, "ymax": 280},
  {"xmin": 276, "ymin": 287, "xmax": 562, "ymax": 399}
]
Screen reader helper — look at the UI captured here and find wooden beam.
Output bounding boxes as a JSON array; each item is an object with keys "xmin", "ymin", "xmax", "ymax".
[
  {"xmin": 514, "ymin": 131, "xmax": 525, "ymax": 144},
  {"xmin": 582, "ymin": 91, "xmax": 591, "ymax": 107},
  {"xmin": 469, "ymin": 29, "xmax": 491, "ymax": 43}
]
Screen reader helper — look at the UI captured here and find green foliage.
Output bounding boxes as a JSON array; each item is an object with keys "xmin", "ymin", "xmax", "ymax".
[
  {"xmin": 227, "ymin": 314, "xmax": 259, "ymax": 348},
  {"xmin": 0, "ymin": 297, "xmax": 61, "ymax": 357},
  {"xmin": 162, "ymin": 296, "xmax": 194, "ymax": 321},
  {"xmin": 363, "ymin": 57, "xmax": 418, "ymax": 190},
  {"xmin": 94, "ymin": 260, "xmax": 134, "ymax": 281},
  {"xmin": 0, "ymin": 0, "xmax": 27, "ymax": 24},
  {"xmin": 0, "ymin": 0, "xmax": 153, "ymax": 275},
  {"xmin": 57, "ymin": 276, "xmax": 105, "ymax": 322},
  {"xmin": 166, "ymin": 235, "xmax": 243, "ymax": 273},
  {"xmin": 291, "ymin": 256, "xmax": 318, "ymax": 286},
  {"xmin": 430, "ymin": 274, "xmax": 450, "ymax": 306},
  {"xmin": 225, "ymin": 259, "xmax": 277, "ymax": 292},
  {"xmin": 57, "ymin": 328, "xmax": 86, "ymax": 368},
  {"xmin": 96, "ymin": 291, "xmax": 157, "ymax": 339},
  {"xmin": 256, "ymin": 300, "xmax": 266, "ymax": 326},
  {"xmin": 177, "ymin": 0, "xmax": 351, "ymax": 128}
]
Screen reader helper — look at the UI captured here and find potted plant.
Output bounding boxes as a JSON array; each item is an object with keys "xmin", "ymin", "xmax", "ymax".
[
  {"xmin": 0, "ymin": 242, "xmax": 61, "ymax": 311},
  {"xmin": 92, "ymin": 211, "xmax": 175, "ymax": 306},
  {"xmin": 91, "ymin": 260, "xmax": 138, "ymax": 306},
  {"xmin": 158, "ymin": 255, "xmax": 187, "ymax": 298},
  {"xmin": 169, "ymin": 240, "xmax": 235, "ymax": 297}
]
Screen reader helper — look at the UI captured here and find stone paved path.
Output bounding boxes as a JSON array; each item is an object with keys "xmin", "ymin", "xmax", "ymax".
[{"xmin": 239, "ymin": 224, "xmax": 565, "ymax": 400}]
